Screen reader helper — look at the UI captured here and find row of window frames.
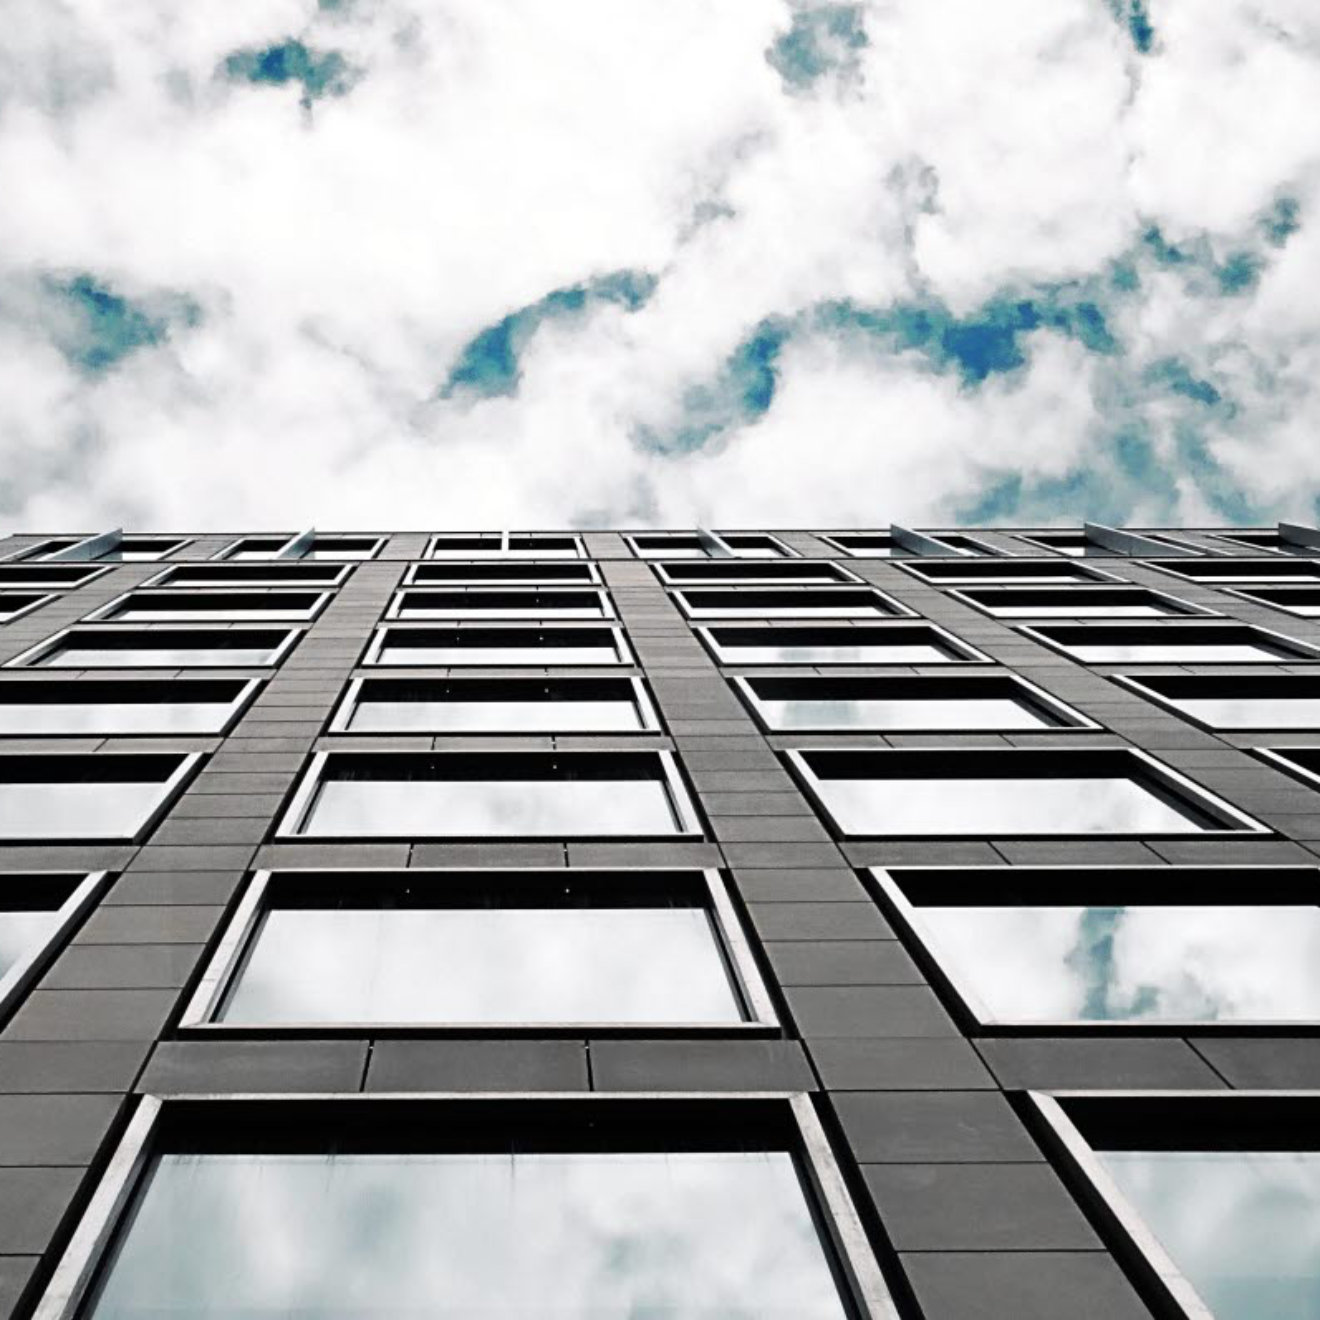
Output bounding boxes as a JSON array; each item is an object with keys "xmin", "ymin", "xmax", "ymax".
[
  {"xmin": 11, "ymin": 616, "xmax": 1320, "ymax": 673},
  {"xmin": 3, "ymin": 745, "xmax": 1310, "ymax": 843},
  {"xmin": 14, "ymin": 671, "xmax": 1320, "ymax": 737},
  {"xmin": 22, "ymin": 1089, "xmax": 1316, "ymax": 1320},
  {"xmin": 0, "ymin": 534, "xmax": 383, "ymax": 564}
]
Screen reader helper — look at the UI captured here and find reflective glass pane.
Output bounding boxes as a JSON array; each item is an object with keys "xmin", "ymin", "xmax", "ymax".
[
  {"xmin": 110, "ymin": 605, "xmax": 313, "ymax": 621},
  {"xmin": 814, "ymin": 775, "xmax": 1208, "ymax": 835},
  {"xmin": 90, "ymin": 1149, "xmax": 849, "ymax": 1320},
  {"xmin": 1064, "ymin": 641, "xmax": 1286, "ymax": 662},
  {"xmin": 347, "ymin": 696, "xmax": 642, "ymax": 733},
  {"xmin": 396, "ymin": 592, "xmax": 606, "ymax": 619},
  {"xmin": 724, "ymin": 641, "xmax": 957, "ymax": 663},
  {"xmin": 0, "ymin": 594, "xmax": 44, "ymax": 620},
  {"xmin": 758, "ymin": 696, "xmax": 1052, "ymax": 731},
  {"xmin": 376, "ymin": 640, "xmax": 621, "ymax": 666},
  {"xmin": 222, "ymin": 906, "xmax": 742, "ymax": 1023},
  {"xmin": 684, "ymin": 591, "xmax": 893, "ymax": 619},
  {"xmin": 41, "ymin": 644, "xmax": 277, "ymax": 668},
  {"xmin": 1169, "ymin": 697, "xmax": 1320, "ymax": 729},
  {"xmin": 0, "ymin": 700, "xmax": 236, "ymax": 735},
  {"xmin": 1099, "ymin": 1149, "xmax": 1320, "ymax": 1320},
  {"xmin": 0, "ymin": 909, "xmax": 58, "ymax": 979},
  {"xmin": 0, "ymin": 782, "xmax": 167, "ymax": 838},
  {"xmin": 986, "ymin": 602, "xmax": 1175, "ymax": 618},
  {"xmin": 303, "ymin": 778, "xmax": 679, "ymax": 836},
  {"xmin": 920, "ymin": 904, "xmax": 1320, "ymax": 1021}
]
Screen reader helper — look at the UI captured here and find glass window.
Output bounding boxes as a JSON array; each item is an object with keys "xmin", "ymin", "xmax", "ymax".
[
  {"xmin": 8, "ymin": 538, "xmax": 81, "ymax": 561},
  {"xmin": 629, "ymin": 533, "xmax": 792, "ymax": 560},
  {"xmin": 15, "ymin": 627, "xmax": 297, "ymax": 669},
  {"xmin": 94, "ymin": 591, "xmax": 327, "ymax": 623},
  {"xmin": 1041, "ymin": 1096, "xmax": 1320, "ymax": 1320},
  {"xmin": 698, "ymin": 623, "xmax": 985, "ymax": 665},
  {"xmin": 281, "ymin": 751, "xmax": 699, "ymax": 838},
  {"xmin": 0, "ymin": 679, "xmax": 255, "ymax": 735},
  {"xmin": 676, "ymin": 587, "xmax": 908, "ymax": 620},
  {"xmin": 1230, "ymin": 586, "xmax": 1320, "ymax": 616},
  {"xmin": 82, "ymin": 1112, "xmax": 857, "ymax": 1320},
  {"xmin": 1211, "ymin": 529, "xmax": 1302, "ymax": 553},
  {"xmin": 0, "ymin": 753, "xmax": 197, "ymax": 840},
  {"xmin": 428, "ymin": 534, "xmax": 583, "ymax": 559},
  {"xmin": 715, "ymin": 533, "xmax": 791, "ymax": 558},
  {"xmin": 791, "ymin": 749, "xmax": 1260, "ymax": 836},
  {"xmin": 389, "ymin": 589, "xmax": 612, "ymax": 620},
  {"xmin": 0, "ymin": 592, "xmax": 51, "ymax": 622},
  {"xmin": 738, "ymin": 675, "xmax": 1084, "ymax": 732},
  {"xmin": 877, "ymin": 866, "xmax": 1320, "ymax": 1025},
  {"xmin": 629, "ymin": 534, "xmax": 709, "ymax": 559},
  {"xmin": 366, "ymin": 625, "xmax": 631, "ymax": 668},
  {"xmin": 815, "ymin": 532, "xmax": 903, "ymax": 558},
  {"xmin": 1262, "ymin": 747, "xmax": 1320, "ymax": 791},
  {"xmin": 1121, "ymin": 675, "xmax": 1320, "ymax": 730},
  {"xmin": 0, "ymin": 873, "xmax": 101, "ymax": 1013},
  {"xmin": 901, "ymin": 560, "xmax": 1116, "ymax": 586},
  {"xmin": 1149, "ymin": 557, "xmax": 1320, "ymax": 584},
  {"xmin": 952, "ymin": 586, "xmax": 1206, "ymax": 618},
  {"xmin": 202, "ymin": 871, "xmax": 756, "ymax": 1026},
  {"xmin": 0, "ymin": 565, "xmax": 104, "ymax": 589},
  {"xmin": 1014, "ymin": 531, "xmax": 1119, "ymax": 557},
  {"xmin": 90, "ymin": 537, "xmax": 187, "ymax": 562},
  {"xmin": 333, "ymin": 678, "xmax": 657, "ymax": 733},
  {"xmin": 408, "ymin": 562, "xmax": 597, "ymax": 586},
  {"xmin": 151, "ymin": 564, "xmax": 348, "ymax": 588},
  {"xmin": 218, "ymin": 535, "xmax": 383, "ymax": 561},
  {"xmin": 655, "ymin": 562, "xmax": 852, "ymax": 586},
  {"xmin": 1019, "ymin": 623, "xmax": 1319, "ymax": 664},
  {"xmin": 915, "ymin": 532, "xmax": 995, "ymax": 555}
]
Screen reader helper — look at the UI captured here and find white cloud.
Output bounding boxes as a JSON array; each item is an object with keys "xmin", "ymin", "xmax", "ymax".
[{"xmin": 0, "ymin": 0, "xmax": 1317, "ymax": 529}]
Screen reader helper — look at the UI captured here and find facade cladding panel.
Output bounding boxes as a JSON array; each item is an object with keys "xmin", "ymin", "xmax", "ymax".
[{"xmin": 0, "ymin": 526, "xmax": 1317, "ymax": 1319}]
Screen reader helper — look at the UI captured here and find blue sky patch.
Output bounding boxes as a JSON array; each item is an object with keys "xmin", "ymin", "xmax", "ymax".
[
  {"xmin": 441, "ymin": 270, "xmax": 656, "ymax": 400},
  {"xmin": 42, "ymin": 274, "xmax": 199, "ymax": 376},
  {"xmin": 222, "ymin": 41, "xmax": 358, "ymax": 108},
  {"xmin": 1106, "ymin": 0, "xmax": 1155, "ymax": 54},
  {"xmin": 767, "ymin": 4, "xmax": 868, "ymax": 91}
]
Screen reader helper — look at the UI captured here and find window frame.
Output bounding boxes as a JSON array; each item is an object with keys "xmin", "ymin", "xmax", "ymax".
[
  {"xmin": 870, "ymin": 864, "xmax": 1320, "ymax": 1032},
  {"xmin": 385, "ymin": 587, "xmax": 616, "ymax": 621},
  {"xmin": 1016, "ymin": 621, "xmax": 1320, "ymax": 665},
  {"xmin": 0, "ymin": 871, "xmax": 108, "ymax": 1025},
  {"xmin": 32, "ymin": 1091, "xmax": 898, "ymax": 1320},
  {"xmin": 361, "ymin": 623, "xmax": 635, "ymax": 668},
  {"xmin": 212, "ymin": 534, "xmax": 385, "ymax": 562},
  {"xmin": 784, "ymin": 746, "xmax": 1269, "ymax": 839},
  {"xmin": 1222, "ymin": 584, "xmax": 1320, "ymax": 616},
  {"xmin": 948, "ymin": 584, "xmax": 1217, "ymax": 620},
  {"xmin": 275, "ymin": 749, "xmax": 705, "ymax": 841},
  {"xmin": 144, "ymin": 563, "xmax": 352, "ymax": 589},
  {"xmin": 695, "ymin": 622, "xmax": 992, "ymax": 667},
  {"xmin": 896, "ymin": 559, "xmax": 1124, "ymax": 587},
  {"xmin": 733, "ymin": 673, "xmax": 1096, "ymax": 733},
  {"xmin": 1028, "ymin": 1090, "xmax": 1320, "ymax": 1320},
  {"xmin": 1143, "ymin": 557, "xmax": 1320, "ymax": 585},
  {"xmin": 651, "ymin": 561, "xmax": 860, "ymax": 587},
  {"xmin": 84, "ymin": 589, "xmax": 333, "ymax": 624},
  {"xmin": 425, "ymin": 533, "xmax": 586, "ymax": 559},
  {"xmin": 625, "ymin": 532, "xmax": 797, "ymax": 560},
  {"xmin": 0, "ymin": 565, "xmax": 109, "ymax": 590},
  {"xmin": 0, "ymin": 677, "xmax": 261, "ymax": 737},
  {"xmin": 1011, "ymin": 531, "xmax": 1121, "ymax": 557},
  {"xmin": 0, "ymin": 591, "xmax": 56, "ymax": 625},
  {"xmin": 179, "ymin": 867, "xmax": 777, "ymax": 1035},
  {"xmin": 813, "ymin": 532, "xmax": 902, "ymax": 558},
  {"xmin": 1113, "ymin": 673, "xmax": 1320, "ymax": 732},
  {"xmin": 1255, "ymin": 745, "xmax": 1320, "ymax": 792},
  {"xmin": 5, "ymin": 625, "xmax": 303, "ymax": 670},
  {"xmin": 327, "ymin": 675, "xmax": 662, "ymax": 734},
  {"xmin": 673, "ymin": 586, "xmax": 917, "ymax": 621},
  {"xmin": 403, "ymin": 561, "xmax": 602, "ymax": 587},
  {"xmin": 0, "ymin": 751, "xmax": 203, "ymax": 842}
]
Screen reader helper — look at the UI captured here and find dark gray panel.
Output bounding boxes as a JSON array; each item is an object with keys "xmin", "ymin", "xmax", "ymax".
[
  {"xmin": 589, "ymin": 1039, "xmax": 815, "ymax": 1092},
  {"xmin": 809, "ymin": 1039, "xmax": 994, "ymax": 1090},
  {"xmin": 831, "ymin": 1091, "xmax": 1043, "ymax": 1163},
  {"xmin": 139, "ymin": 1041, "xmax": 367, "ymax": 1094},
  {"xmin": 975, "ymin": 1037, "xmax": 1226, "ymax": 1090},
  {"xmin": 0, "ymin": 1167, "xmax": 85, "ymax": 1253},
  {"xmin": 0, "ymin": 1094, "xmax": 121, "ymax": 1164},
  {"xmin": 366, "ymin": 1040, "xmax": 589, "ymax": 1092}
]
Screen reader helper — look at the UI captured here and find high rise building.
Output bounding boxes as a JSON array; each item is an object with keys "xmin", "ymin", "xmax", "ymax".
[{"xmin": 0, "ymin": 521, "xmax": 1318, "ymax": 1320}]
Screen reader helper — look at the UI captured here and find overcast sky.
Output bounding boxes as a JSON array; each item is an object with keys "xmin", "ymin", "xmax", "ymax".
[{"xmin": 1, "ymin": 0, "xmax": 1318, "ymax": 530}]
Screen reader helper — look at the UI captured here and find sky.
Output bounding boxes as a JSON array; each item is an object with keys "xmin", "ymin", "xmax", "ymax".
[{"xmin": 0, "ymin": 0, "xmax": 1318, "ymax": 531}]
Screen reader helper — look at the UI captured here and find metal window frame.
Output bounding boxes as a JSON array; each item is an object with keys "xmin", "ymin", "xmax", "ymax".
[
  {"xmin": 1025, "ymin": 1089, "xmax": 1320, "ymax": 1320},
  {"xmin": 732, "ymin": 672, "xmax": 1097, "ymax": 734},
  {"xmin": 403, "ymin": 561, "xmax": 603, "ymax": 587},
  {"xmin": 0, "ymin": 871, "xmax": 109, "ymax": 1026},
  {"xmin": 651, "ymin": 560, "xmax": 861, "ymax": 588},
  {"xmin": 1255, "ymin": 745, "xmax": 1320, "ymax": 792},
  {"xmin": 1222, "ymin": 584, "xmax": 1320, "ymax": 617},
  {"xmin": 327, "ymin": 674, "xmax": 661, "ymax": 735},
  {"xmin": 144, "ymin": 563, "xmax": 353, "ymax": 589},
  {"xmin": 813, "ymin": 532, "xmax": 900, "ymax": 558},
  {"xmin": 4, "ymin": 625, "xmax": 304, "ymax": 671},
  {"xmin": 178, "ymin": 866, "xmax": 778, "ymax": 1035},
  {"xmin": 0, "ymin": 676, "xmax": 261, "ymax": 738},
  {"xmin": 673, "ymin": 586, "xmax": 918, "ymax": 622},
  {"xmin": 1016, "ymin": 620, "xmax": 1320, "ymax": 665},
  {"xmin": 83, "ymin": 589, "xmax": 333, "ymax": 625},
  {"xmin": 947, "ymin": 584, "xmax": 1219, "ymax": 621},
  {"xmin": 1142, "ymin": 556, "xmax": 1320, "ymax": 586},
  {"xmin": 385, "ymin": 587, "xmax": 616, "ymax": 622},
  {"xmin": 0, "ymin": 751, "xmax": 204, "ymax": 843},
  {"xmin": 1112, "ymin": 672, "xmax": 1320, "ymax": 732},
  {"xmin": 212, "ymin": 533, "xmax": 386, "ymax": 562},
  {"xmin": 694, "ymin": 621, "xmax": 993, "ymax": 667},
  {"xmin": 900, "ymin": 528, "xmax": 1002, "ymax": 557},
  {"xmin": 0, "ymin": 591, "xmax": 56, "ymax": 626},
  {"xmin": 870, "ymin": 864, "xmax": 1320, "ymax": 1033},
  {"xmin": 275, "ymin": 748, "xmax": 705, "ymax": 841},
  {"xmin": 0, "ymin": 565, "xmax": 109, "ymax": 591},
  {"xmin": 895, "ymin": 558, "xmax": 1125, "ymax": 587},
  {"xmin": 41, "ymin": 531, "xmax": 192, "ymax": 563},
  {"xmin": 360, "ymin": 622, "xmax": 636, "ymax": 669},
  {"xmin": 32, "ymin": 1090, "xmax": 900, "ymax": 1320},
  {"xmin": 783, "ymin": 745, "xmax": 1270, "ymax": 839},
  {"xmin": 425, "ymin": 533, "xmax": 586, "ymax": 559}
]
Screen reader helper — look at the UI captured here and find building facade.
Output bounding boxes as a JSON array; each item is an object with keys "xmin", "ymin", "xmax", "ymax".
[{"xmin": 0, "ymin": 521, "xmax": 1317, "ymax": 1319}]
